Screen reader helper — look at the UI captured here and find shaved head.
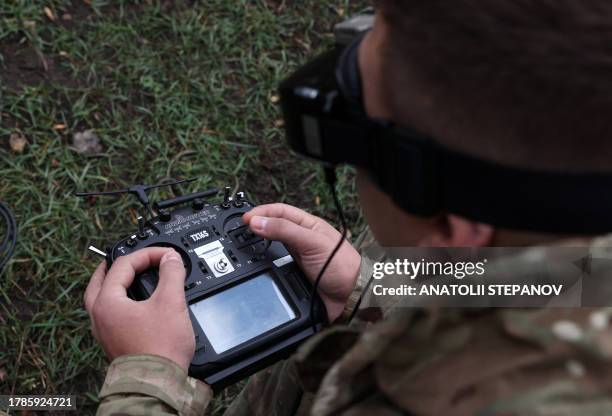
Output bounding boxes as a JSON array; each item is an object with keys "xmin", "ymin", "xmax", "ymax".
[{"xmin": 376, "ymin": 0, "xmax": 612, "ymax": 171}]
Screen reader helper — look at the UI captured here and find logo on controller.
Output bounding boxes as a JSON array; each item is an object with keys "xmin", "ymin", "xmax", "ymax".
[
  {"xmin": 214, "ymin": 258, "xmax": 229, "ymax": 273},
  {"xmin": 194, "ymin": 240, "xmax": 235, "ymax": 277},
  {"xmin": 189, "ymin": 226, "xmax": 212, "ymax": 243}
]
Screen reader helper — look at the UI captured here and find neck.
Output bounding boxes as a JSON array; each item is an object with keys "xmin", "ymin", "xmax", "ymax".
[{"xmin": 491, "ymin": 228, "xmax": 594, "ymax": 247}]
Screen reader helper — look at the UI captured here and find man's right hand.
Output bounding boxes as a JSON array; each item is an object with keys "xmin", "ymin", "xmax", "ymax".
[{"xmin": 243, "ymin": 203, "xmax": 361, "ymax": 322}]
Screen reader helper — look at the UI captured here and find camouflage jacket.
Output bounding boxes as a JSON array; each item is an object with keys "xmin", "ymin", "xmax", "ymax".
[{"xmin": 97, "ymin": 231, "xmax": 612, "ymax": 416}]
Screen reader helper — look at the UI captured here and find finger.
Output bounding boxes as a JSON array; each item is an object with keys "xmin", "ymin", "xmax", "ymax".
[
  {"xmin": 152, "ymin": 250, "xmax": 187, "ymax": 304},
  {"xmin": 101, "ymin": 247, "xmax": 173, "ymax": 297},
  {"xmin": 84, "ymin": 261, "xmax": 107, "ymax": 313},
  {"xmin": 243, "ymin": 203, "xmax": 318, "ymax": 228},
  {"xmin": 247, "ymin": 215, "xmax": 322, "ymax": 254},
  {"xmin": 243, "ymin": 203, "xmax": 339, "ymax": 239}
]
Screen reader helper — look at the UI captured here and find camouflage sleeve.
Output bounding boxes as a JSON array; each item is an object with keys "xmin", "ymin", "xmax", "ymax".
[
  {"xmin": 339, "ymin": 255, "xmax": 373, "ymax": 323},
  {"xmin": 223, "ymin": 359, "xmax": 305, "ymax": 416},
  {"xmin": 97, "ymin": 355, "xmax": 212, "ymax": 416},
  {"xmin": 339, "ymin": 227, "xmax": 387, "ymax": 323}
]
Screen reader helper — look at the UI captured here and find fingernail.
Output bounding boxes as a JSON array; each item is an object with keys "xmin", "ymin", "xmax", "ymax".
[
  {"xmin": 160, "ymin": 250, "xmax": 181, "ymax": 266},
  {"xmin": 251, "ymin": 216, "xmax": 267, "ymax": 232}
]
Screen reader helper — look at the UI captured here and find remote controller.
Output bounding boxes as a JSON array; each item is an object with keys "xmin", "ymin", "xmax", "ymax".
[{"xmin": 79, "ymin": 183, "xmax": 326, "ymax": 391}]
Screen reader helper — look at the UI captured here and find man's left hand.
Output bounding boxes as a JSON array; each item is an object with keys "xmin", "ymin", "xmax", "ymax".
[{"xmin": 84, "ymin": 247, "xmax": 195, "ymax": 372}]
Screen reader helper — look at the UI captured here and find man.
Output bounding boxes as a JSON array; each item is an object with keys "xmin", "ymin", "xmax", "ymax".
[{"xmin": 85, "ymin": 1, "xmax": 612, "ymax": 415}]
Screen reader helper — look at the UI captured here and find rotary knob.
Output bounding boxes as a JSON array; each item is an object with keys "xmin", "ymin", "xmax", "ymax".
[
  {"xmin": 192, "ymin": 197, "xmax": 205, "ymax": 211},
  {"xmin": 158, "ymin": 208, "xmax": 171, "ymax": 222}
]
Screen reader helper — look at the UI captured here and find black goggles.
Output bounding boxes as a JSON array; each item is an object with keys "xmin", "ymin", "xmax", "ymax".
[{"xmin": 278, "ymin": 35, "xmax": 612, "ymax": 234}]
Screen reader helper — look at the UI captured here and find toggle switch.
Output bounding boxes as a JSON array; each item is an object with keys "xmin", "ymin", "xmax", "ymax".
[
  {"xmin": 234, "ymin": 191, "xmax": 245, "ymax": 208},
  {"xmin": 137, "ymin": 215, "xmax": 147, "ymax": 240},
  {"xmin": 221, "ymin": 186, "xmax": 231, "ymax": 209}
]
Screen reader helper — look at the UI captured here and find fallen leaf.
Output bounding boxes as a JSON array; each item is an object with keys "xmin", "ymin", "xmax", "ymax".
[
  {"xmin": 95, "ymin": 216, "xmax": 103, "ymax": 230},
  {"xmin": 202, "ymin": 127, "xmax": 218, "ymax": 135},
  {"xmin": 9, "ymin": 132, "xmax": 27, "ymax": 153},
  {"xmin": 128, "ymin": 207, "xmax": 137, "ymax": 223},
  {"xmin": 53, "ymin": 123, "xmax": 66, "ymax": 130},
  {"xmin": 269, "ymin": 94, "xmax": 280, "ymax": 104},
  {"xmin": 72, "ymin": 129, "xmax": 102, "ymax": 155},
  {"xmin": 274, "ymin": 119, "xmax": 284, "ymax": 128},
  {"xmin": 62, "ymin": 13, "xmax": 72, "ymax": 21},
  {"xmin": 315, "ymin": 195, "xmax": 321, "ymax": 206},
  {"xmin": 44, "ymin": 6, "xmax": 56, "ymax": 21},
  {"xmin": 59, "ymin": 51, "xmax": 69, "ymax": 58}
]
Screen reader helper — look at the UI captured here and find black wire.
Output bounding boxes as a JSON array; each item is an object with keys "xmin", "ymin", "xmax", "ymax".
[
  {"xmin": 310, "ymin": 166, "xmax": 348, "ymax": 331},
  {"xmin": 0, "ymin": 208, "xmax": 9, "ymax": 255},
  {"xmin": 0, "ymin": 202, "xmax": 17, "ymax": 271},
  {"xmin": 0, "ymin": 201, "xmax": 17, "ymax": 275}
]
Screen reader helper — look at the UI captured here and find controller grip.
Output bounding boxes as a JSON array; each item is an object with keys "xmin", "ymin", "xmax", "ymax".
[{"xmin": 128, "ymin": 268, "xmax": 159, "ymax": 301}]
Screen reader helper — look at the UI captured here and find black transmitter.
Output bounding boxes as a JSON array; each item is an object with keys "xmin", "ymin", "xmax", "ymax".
[{"xmin": 79, "ymin": 182, "xmax": 326, "ymax": 390}]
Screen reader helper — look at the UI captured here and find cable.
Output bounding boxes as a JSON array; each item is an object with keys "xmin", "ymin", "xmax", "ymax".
[
  {"xmin": 0, "ymin": 201, "xmax": 17, "ymax": 275},
  {"xmin": 310, "ymin": 166, "xmax": 348, "ymax": 331},
  {"xmin": 0, "ymin": 202, "xmax": 17, "ymax": 272}
]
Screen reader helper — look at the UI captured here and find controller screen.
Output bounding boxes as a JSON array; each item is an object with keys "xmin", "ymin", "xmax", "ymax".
[{"xmin": 190, "ymin": 272, "xmax": 296, "ymax": 354}]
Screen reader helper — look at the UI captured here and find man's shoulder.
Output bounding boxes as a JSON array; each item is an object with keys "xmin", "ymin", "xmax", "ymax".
[
  {"xmin": 299, "ymin": 307, "xmax": 612, "ymax": 414},
  {"xmin": 300, "ymin": 229, "xmax": 612, "ymax": 414}
]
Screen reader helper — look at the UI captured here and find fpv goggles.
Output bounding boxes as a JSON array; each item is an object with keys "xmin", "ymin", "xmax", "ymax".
[{"xmin": 278, "ymin": 27, "xmax": 612, "ymax": 234}]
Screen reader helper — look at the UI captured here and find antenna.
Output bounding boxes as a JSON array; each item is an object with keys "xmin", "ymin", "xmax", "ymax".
[{"xmin": 74, "ymin": 178, "xmax": 196, "ymax": 217}]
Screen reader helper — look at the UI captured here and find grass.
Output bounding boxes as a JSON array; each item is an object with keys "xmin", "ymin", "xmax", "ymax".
[{"xmin": 0, "ymin": 1, "xmax": 367, "ymax": 414}]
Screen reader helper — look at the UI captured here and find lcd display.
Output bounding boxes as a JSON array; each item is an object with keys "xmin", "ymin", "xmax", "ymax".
[{"xmin": 190, "ymin": 272, "xmax": 296, "ymax": 354}]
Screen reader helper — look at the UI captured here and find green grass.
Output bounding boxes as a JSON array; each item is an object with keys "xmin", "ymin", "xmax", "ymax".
[{"xmin": 0, "ymin": 1, "xmax": 366, "ymax": 414}]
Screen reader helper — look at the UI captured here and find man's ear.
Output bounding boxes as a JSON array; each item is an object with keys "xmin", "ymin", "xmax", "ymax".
[{"xmin": 419, "ymin": 214, "xmax": 494, "ymax": 247}]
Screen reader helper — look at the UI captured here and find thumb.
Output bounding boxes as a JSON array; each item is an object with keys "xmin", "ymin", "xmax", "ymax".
[
  {"xmin": 249, "ymin": 215, "xmax": 321, "ymax": 254},
  {"xmin": 153, "ymin": 250, "xmax": 187, "ymax": 304}
]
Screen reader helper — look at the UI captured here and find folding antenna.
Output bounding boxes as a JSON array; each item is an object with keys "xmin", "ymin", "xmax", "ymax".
[{"xmin": 74, "ymin": 178, "xmax": 196, "ymax": 217}]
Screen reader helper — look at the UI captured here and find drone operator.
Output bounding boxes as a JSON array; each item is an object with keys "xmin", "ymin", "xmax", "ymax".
[{"xmin": 85, "ymin": 2, "xmax": 612, "ymax": 415}]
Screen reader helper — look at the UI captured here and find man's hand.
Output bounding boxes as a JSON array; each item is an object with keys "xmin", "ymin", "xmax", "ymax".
[
  {"xmin": 243, "ymin": 204, "xmax": 361, "ymax": 322},
  {"xmin": 84, "ymin": 247, "xmax": 195, "ymax": 372}
]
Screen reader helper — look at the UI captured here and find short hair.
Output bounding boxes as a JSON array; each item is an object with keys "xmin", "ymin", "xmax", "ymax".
[{"xmin": 375, "ymin": 0, "xmax": 612, "ymax": 172}]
